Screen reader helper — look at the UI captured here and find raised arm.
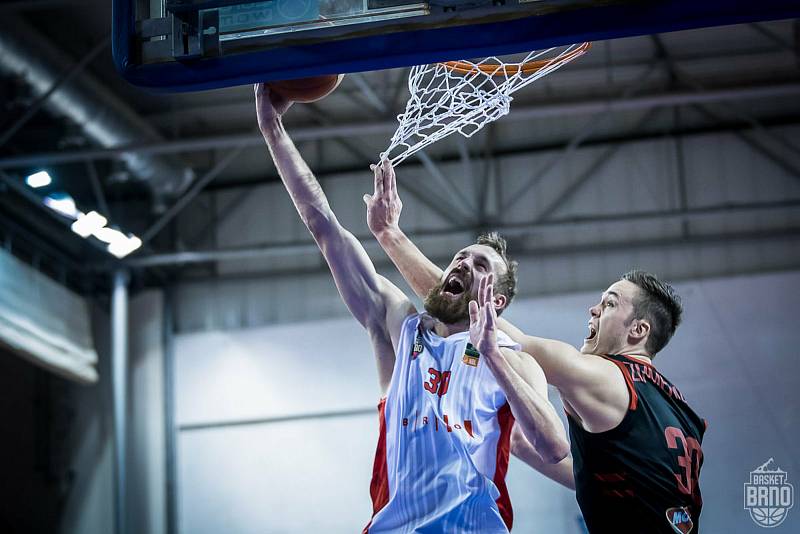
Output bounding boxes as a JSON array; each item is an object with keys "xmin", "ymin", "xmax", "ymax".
[
  {"xmin": 256, "ymin": 84, "xmax": 415, "ymax": 392},
  {"xmin": 367, "ymin": 160, "xmax": 628, "ymax": 432},
  {"xmin": 471, "ymin": 275, "xmax": 569, "ymax": 464},
  {"xmin": 364, "ymin": 160, "xmax": 444, "ymax": 299}
]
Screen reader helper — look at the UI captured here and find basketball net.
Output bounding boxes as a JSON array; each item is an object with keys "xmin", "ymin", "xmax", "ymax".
[{"xmin": 381, "ymin": 42, "xmax": 591, "ymax": 166}]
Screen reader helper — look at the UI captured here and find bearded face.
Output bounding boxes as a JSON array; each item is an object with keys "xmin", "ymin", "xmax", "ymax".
[
  {"xmin": 423, "ymin": 280, "xmax": 473, "ymax": 324},
  {"xmin": 424, "ymin": 244, "xmax": 510, "ymax": 325}
]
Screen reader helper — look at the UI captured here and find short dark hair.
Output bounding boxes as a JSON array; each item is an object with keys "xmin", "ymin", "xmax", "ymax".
[
  {"xmin": 476, "ymin": 232, "xmax": 518, "ymax": 313},
  {"xmin": 621, "ymin": 270, "xmax": 682, "ymax": 355}
]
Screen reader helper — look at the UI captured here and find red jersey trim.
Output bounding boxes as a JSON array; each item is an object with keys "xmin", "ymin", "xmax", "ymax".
[
  {"xmin": 603, "ymin": 357, "xmax": 639, "ymax": 411},
  {"xmin": 493, "ymin": 403, "xmax": 515, "ymax": 531},
  {"xmin": 617, "ymin": 353, "xmax": 656, "ymax": 369},
  {"xmin": 363, "ymin": 398, "xmax": 389, "ymax": 534}
]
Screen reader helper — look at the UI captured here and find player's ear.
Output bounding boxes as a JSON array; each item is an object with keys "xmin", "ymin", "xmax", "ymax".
[
  {"xmin": 493, "ymin": 293, "xmax": 508, "ymax": 313},
  {"xmin": 629, "ymin": 319, "xmax": 650, "ymax": 343}
]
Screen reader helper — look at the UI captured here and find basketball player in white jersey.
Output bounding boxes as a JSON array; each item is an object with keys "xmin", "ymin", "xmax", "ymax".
[{"xmin": 255, "ymin": 83, "xmax": 570, "ymax": 533}]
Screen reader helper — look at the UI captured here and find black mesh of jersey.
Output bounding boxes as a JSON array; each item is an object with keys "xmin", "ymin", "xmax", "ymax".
[{"xmin": 568, "ymin": 354, "xmax": 706, "ymax": 534}]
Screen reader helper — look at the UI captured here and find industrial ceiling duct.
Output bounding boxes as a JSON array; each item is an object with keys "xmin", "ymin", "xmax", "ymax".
[{"xmin": 0, "ymin": 15, "xmax": 194, "ymax": 209}]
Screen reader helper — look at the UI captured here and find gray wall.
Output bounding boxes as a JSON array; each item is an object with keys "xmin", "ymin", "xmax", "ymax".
[{"xmin": 173, "ymin": 270, "xmax": 800, "ymax": 533}]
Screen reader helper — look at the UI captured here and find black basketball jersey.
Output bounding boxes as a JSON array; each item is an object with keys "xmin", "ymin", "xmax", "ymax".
[{"xmin": 568, "ymin": 354, "xmax": 706, "ymax": 534}]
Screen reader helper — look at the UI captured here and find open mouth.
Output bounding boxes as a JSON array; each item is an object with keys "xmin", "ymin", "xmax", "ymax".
[
  {"xmin": 442, "ymin": 274, "xmax": 466, "ymax": 297},
  {"xmin": 585, "ymin": 324, "xmax": 597, "ymax": 341}
]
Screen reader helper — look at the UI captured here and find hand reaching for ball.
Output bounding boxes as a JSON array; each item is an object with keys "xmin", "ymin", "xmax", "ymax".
[{"xmin": 254, "ymin": 83, "xmax": 293, "ymax": 131}]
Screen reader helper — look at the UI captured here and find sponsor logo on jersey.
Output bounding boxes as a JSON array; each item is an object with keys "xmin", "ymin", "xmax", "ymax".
[
  {"xmin": 462, "ymin": 343, "xmax": 480, "ymax": 367},
  {"xmin": 665, "ymin": 506, "xmax": 693, "ymax": 533},
  {"xmin": 744, "ymin": 458, "xmax": 794, "ymax": 528},
  {"xmin": 411, "ymin": 328, "xmax": 424, "ymax": 360}
]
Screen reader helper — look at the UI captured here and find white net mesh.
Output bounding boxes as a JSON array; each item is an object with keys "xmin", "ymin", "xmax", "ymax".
[{"xmin": 381, "ymin": 43, "xmax": 590, "ymax": 166}]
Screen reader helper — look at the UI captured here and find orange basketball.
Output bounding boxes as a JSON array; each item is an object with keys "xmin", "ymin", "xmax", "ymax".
[{"xmin": 267, "ymin": 74, "xmax": 344, "ymax": 103}]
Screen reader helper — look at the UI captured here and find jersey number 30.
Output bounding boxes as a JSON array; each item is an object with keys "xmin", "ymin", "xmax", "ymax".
[
  {"xmin": 424, "ymin": 368, "xmax": 451, "ymax": 397},
  {"xmin": 665, "ymin": 426, "xmax": 703, "ymax": 502}
]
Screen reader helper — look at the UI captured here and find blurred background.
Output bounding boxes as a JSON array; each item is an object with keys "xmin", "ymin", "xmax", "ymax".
[{"xmin": 0, "ymin": 1, "xmax": 799, "ymax": 532}]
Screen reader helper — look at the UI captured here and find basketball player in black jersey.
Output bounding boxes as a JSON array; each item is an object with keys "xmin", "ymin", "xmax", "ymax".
[{"xmin": 365, "ymin": 160, "xmax": 707, "ymax": 533}]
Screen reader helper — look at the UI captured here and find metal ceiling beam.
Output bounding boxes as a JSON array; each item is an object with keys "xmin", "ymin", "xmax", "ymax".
[
  {"xmin": 415, "ymin": 151, "xmax": 476, "ymax": 221},
  {"xmin": 140, "ymin": 143, "xmax": 247, "ymax": 246},
  {"xmin": 137, "ymin": 226, "xmax": 800, "ymax": 286},
  {"xmin": 117, "ymin": 198, "xmax": 800, "ymax": 268},
  {"xmin": 86, "ymin": 159, "xmax": 110, "ymax": 217},
  {"xmin": 693, "ymin": 105, "xmax": 800, "ymax": 180},
  {"xmin": 0, "ymin": 35, "xmax": 110, "ymax": 149},
  {"xmin": 536, "ymin": 112, "xmax": 659, "ymax": 223},
  {"xmin": 349, "ymin": 73, "xmax": 388, "ymax": 114},
  {"xmin": 2, "ymin": 83, "xmax": 798, "ymax": 168},
  {"xmin": 0, "ymin": 15, "xmax": 192, "ymax": 202},
  {"xmin": 502, "ymin": 62, "xmax": 661, "ymax": 213},
  {"xmin": 338, "ymin": 74, "xmax": 473, "ymax": 222},
  {"xmin": 653, "ymin": 36, "xmax": 800, "ymax": 181},
  {"xmin": 302, "ymin": 103, "xmax": 467, "ymax": 227}
]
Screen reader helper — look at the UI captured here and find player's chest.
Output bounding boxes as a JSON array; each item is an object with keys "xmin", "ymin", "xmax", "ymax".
[{"xmin": 405, "ymin": 332, "xmax": 501, "ymax": 409}]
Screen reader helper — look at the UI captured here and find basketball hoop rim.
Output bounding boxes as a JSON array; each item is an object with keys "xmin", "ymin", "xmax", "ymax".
[{"xmin": 439, "ymin": 42, "xmax": 592, "ymax": 76}]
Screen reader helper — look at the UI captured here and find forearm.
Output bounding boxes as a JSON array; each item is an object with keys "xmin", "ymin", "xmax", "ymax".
[
  {"xmin": 261, "ymin": 118, "xmax": 335, "ymax": 233},
  {"xmin": 259, "ymin": 118, "xmax": 404, "ymax": 331},
  {"xmin": 496, "ymin": 326, "xmax": 584, "ymax": 390},
  {"xmin": 486, "ymin": 349, "xmax": 570, "ymax": 463},
  {"xmin": 374, "ymin": 227, "xmax": 442, "ymax": 299}
]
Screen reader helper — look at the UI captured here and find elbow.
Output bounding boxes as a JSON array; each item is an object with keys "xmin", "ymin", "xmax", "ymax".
[
  {"xmin": 538, "ymin": 435, "xmax": 570, "ymax": 464},
  {"xmin": 300, "ymin": 204, "xmax": 336, "ymax": 236}
]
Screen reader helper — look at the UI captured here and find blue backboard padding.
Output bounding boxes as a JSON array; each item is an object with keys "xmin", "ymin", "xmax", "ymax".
[{"xmin": 113, "ymin": 0, "xmax": 800, "ymax": 93}]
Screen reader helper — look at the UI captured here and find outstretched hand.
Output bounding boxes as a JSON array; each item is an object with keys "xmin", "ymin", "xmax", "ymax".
[
  {"xmin": 364, "ymin": 159, "xmax": 403, "ymax": 237},
  {"xmin": 469, "ymin": 273, "xmax": 501, "ymax": 357},
  {"xmin": 254, "ymin": 83, "xmax": 293, "ymax": 131}
]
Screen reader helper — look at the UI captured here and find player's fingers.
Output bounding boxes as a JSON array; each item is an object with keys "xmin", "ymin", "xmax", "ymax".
[
  {"xmin": 483, "ymin": 301, "xmax": 494, "ymax": 327},
  {"xmin": 479, "ymin": 275, "xmax": 487, "ymax": 306},
  {"xmin": 363, "ymin": 194, "xmax": 372, "ymax": 206},
  {"xmin": 485, "ymin": 300, "xmax": 496, "ymax": 330},
  {"xmin": 372, "ymin": 164, "xmax": 384, "ymax": 196},
  {"xmin": 375, "ymin": 163, "xmax": 385, "ymax": 197},
  {"xmin": 385, "ymin": 160, "xmax": 398, "ymax": 199},
  {"xmin": 469, "ymin": 300, "xmax": 479, "ymax": 324},
  {"xmin": 381, "ymin": 158, "xmax": 394, "ymax": 196}
]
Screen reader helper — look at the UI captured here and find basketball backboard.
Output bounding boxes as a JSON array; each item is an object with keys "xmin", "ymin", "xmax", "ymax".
[{"xmin": 113, "ymin": 0, "xmax": 800, "ymax": 92}]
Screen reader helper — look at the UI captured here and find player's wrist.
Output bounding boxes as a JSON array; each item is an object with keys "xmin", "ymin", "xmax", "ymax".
[{"xmin": 374, "ymin": 224, "xmax": 404, "ymax": 243}]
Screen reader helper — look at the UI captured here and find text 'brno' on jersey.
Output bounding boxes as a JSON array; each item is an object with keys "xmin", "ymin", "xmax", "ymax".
[
  {"xmin": 569, "ymin": 354, "xmax": 707, "ymax": 534},
  {"xmin": 364, "ymin": 314, "xmax": 522, "ymax": 534}
]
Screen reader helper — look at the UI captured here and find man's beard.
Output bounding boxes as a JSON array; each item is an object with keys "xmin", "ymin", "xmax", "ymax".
[{"xmin": 423, "ymin": 281, "xmax": 472, "ymax": 324}]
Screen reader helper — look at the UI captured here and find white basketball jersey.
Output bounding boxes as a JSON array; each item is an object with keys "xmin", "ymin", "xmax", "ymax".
[{"xmin": 364, "ymin": 314, "xmax": 521, "ymax": 534}]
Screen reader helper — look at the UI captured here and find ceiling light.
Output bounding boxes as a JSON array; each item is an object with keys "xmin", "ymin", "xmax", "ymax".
[
  {"xmin": 107, "ymin": 235, "xmax": 142, "ymax": 259},
  {"xmin": 92, "ymin": 226, "xmax": 126, "ymax": 244},
  {"xmin": 71, "ymin": 211, "xmax": 107, "ymax": 238},
  {"xmin": 43, "ymin": 193, "xmax": 80, "ymax": 219},
  {"xmin": 26, "ymin": 171, "xmax": 52, "ymax": 188}
]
